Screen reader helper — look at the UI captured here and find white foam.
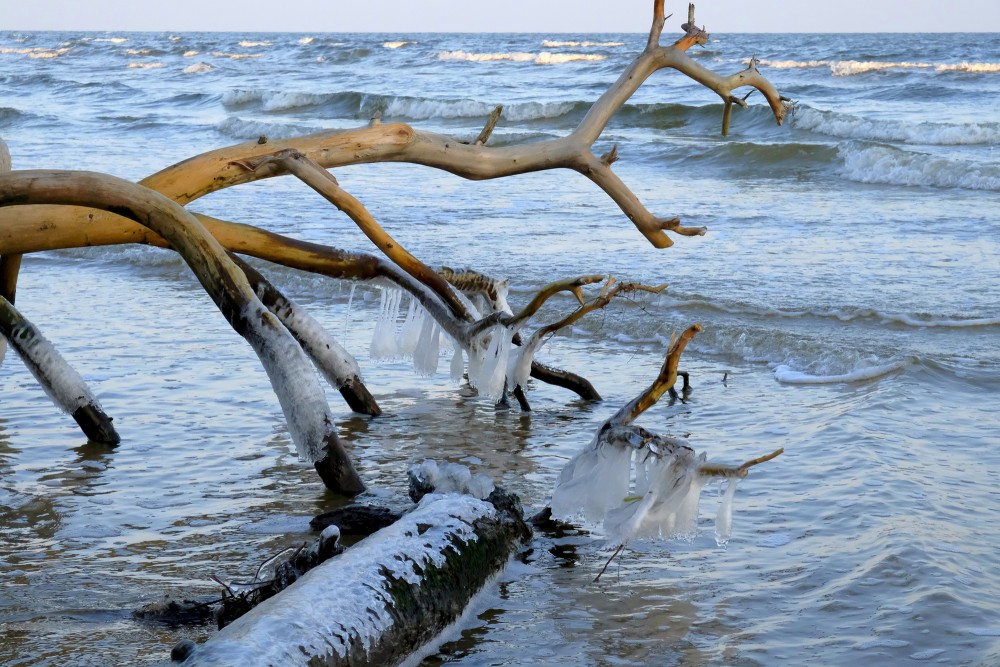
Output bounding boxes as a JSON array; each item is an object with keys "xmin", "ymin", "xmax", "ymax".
[
  {"xmin": 182, "ymin": 50, "xmax": 200, "ymax": 57},
  {"xmin": 298, "ymin": 37, "xmax": 314, "ymax": 45},
  {"xmin": 383, "ymin": 41, "xmax": 414, "ymax": 49},
  {"xmin": 853, "ymin": 638, "xmax": 910, "ymax": 649},
  {"xmin": 541, "ymin": 40, "xmax": 624, "ymax": 47},
  {"xmin": 127, "ymin": 62, "xmax": 164, "ymax": 69},
  {"xmin": 211, "ymin": 51, "xmax": 263, "ymax": 60},
  {"xmin": 239, "ymin": 41, "xmax": 272, "ymax": 47},
  {"xmin": 438, "ymin": 50, "xmax": 604, "ymax": 65},
  {"xmin": 773, "ymin": 359, "xmax": 909, "ymax": 385},
  {"xmin": 183, "ymin": 63, "xmax": 213, "ymax": 74},
  {"xmin": 909, "ymin": 649, "xmax": 946, "ymax": 660}
]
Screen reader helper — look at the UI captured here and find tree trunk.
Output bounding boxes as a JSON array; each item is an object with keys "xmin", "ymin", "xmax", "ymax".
[{"xmin": 176, "ymin": 488, "xmax": 529, "ymax": 666}]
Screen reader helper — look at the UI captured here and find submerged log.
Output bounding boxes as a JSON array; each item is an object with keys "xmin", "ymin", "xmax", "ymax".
[
  {"xmin": 178, "ymin": 487, "xmax": 530, "ymax": 666},
  {"xmin": 0, "ymin": 296, "xmax": 119, "ymax": 444}
]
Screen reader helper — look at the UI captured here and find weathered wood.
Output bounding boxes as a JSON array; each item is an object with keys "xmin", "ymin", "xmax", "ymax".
[
  {"xmin": 179, "ymin": 488, "xmax": 530, "ymax": 666},
  {"xmin": 0, "ymin": 170, "xmax": 364, "ymax": 495},
  {"xmin": 229, "ymin": 254, "xmax": 381, "ymax": 416},
  {"xmin": 310, "ymin": 504, "xmax": 404, "ymax": 535},
  {"xmin": 0, "ymin": 295, "xmax": 120, "ymax": 444},
  {"xmin": 0, "ymin": 3, "xmax": 788, "ymax": 253}
]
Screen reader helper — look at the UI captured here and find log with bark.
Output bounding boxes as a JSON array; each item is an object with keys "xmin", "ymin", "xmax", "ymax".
[{"xmin": 173, "ymin": 469, "xmax": 530, "ymax": 666}]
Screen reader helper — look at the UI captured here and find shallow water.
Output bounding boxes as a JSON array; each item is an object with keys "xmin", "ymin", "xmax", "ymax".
[{"xmin": 2, "ymin": 28, "xmax": 999, "ymax": 666}]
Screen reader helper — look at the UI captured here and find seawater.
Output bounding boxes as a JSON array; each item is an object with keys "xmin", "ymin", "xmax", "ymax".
[{"xmin": 1, "ymin": 29, "xmax": 999, "ymax": 666}]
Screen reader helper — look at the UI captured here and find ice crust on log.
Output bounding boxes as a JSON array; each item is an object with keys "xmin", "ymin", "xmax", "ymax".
[{"xmin": 180, "ymin": 492, "xmax": 524, "ymax": 667}]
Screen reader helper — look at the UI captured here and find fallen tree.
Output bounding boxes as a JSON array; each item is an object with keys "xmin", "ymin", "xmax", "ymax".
[{"xmin": 0, "ymin": 2, "xmax": 791, "ymax": 664}]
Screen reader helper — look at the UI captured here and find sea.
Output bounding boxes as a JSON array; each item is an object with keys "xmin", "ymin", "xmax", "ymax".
[{"xmin": 1, "ymin": 28, "xmax": 999, "ymax": 667}]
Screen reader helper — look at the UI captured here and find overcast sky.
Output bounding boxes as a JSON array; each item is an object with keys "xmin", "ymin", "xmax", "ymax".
[{"xmin": 3, "ymin": 0, "xmax": 999, "ymax": 33}]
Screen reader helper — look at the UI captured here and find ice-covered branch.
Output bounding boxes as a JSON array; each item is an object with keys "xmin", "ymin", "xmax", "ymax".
[
  {"xmin": 0, "ymin": 295, "xmax": 120, "ymax": 444},
  {"xmin": 228, "ymin": 254, "xmax": 381, "ymax": 416},
  {"xmin": 0, "ymin": 170, "xmax": 364, "ymax": 496}
]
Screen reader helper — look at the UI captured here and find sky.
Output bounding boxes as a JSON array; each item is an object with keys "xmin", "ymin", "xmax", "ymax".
[{"xmin": 3, "ymin": 0, "xmax": 1000, "ymax": 33}]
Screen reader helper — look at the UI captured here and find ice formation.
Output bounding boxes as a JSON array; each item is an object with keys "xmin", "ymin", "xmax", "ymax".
[
  {"xmin": 466, "ymin": 324, "xmax": 514, "ymax": 401},
  {"xmin": 369, "ymin": 286, "xmax": 448, "ymax": 377},
  {"xmin": 408, "ymin": 459, "xmax": 495, "ymax": 500},
  {"xmin": 0, "ymin": 336, "xmax": 6, "ymax": 367},
  {"xmin": 183, "ymin": 493, "xmax": 496, "ymax": 666},
  {"xmin": 551, "ymin": 424, "xmax": 736, "ymax": 546}
]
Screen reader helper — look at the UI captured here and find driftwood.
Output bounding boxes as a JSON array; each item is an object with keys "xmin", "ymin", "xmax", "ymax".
[
  {"xmin": 0, "ymin": 296, "xmax": 120, "ymax": 444},
  {"xmin": 177, "ymin": 485, "xmax": 530, "ymax": 666},
  {"xmin": 0, "ymin": 3, "xmax": 787, "ymax": 256},
  {"xmin": 229, "ymin": 253, "xmax": 381, "ymax": 416},
  {"xmin": 0, "ymin": 170, "xmax": 364, "ymax": 496}
]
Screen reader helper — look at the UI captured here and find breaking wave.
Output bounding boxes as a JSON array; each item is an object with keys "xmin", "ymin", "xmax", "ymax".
[
  {"xmin": 758, "ymin": 58, "xmax": 1000, "ymax": 76},
  {"xmin": 214, "ymin": 116, "xmax": 325, "ymax": 140},
  {"xmin": 773, "ymin": 358, "xmax": 911, "ymax": 385},
  {"xmin": 540, "ymin": 40, "xmax": 625, "ymax": 47},
  {"xmin": 183, "ymin": 62, "xmax": 213, "ymax": 74},
  {"xmin": 438, "ymin": 50, "xmax": 605, "ymax": 64},
  {"xmin": 839, "ymin": 143, "xmax": 1000, "ymax": 191},
  {"xmin": 383, "ymin": 41, "xmax": 415, "ymax": 49},
  {"xmin": 793, "ymin": 106, "xmax": 1000, "ymax": 145}
]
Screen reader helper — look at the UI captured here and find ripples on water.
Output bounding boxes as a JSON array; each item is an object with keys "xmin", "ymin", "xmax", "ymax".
[{"xmin": 1, "ymin": 29, "xmax": 999, "ymax": 666}]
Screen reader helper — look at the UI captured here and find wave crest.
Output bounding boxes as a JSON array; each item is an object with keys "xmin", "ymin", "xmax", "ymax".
[
  {"xmin": 438, "ymin": 50, "xmax": 605, "ymax": 64},
  {"xmin": 793, "ymin": 106, "xmax": 1000, "ymax": 145},
  {"xmin": 839, "ymin": 143, "xmax": 1000, "ymax": 191}
]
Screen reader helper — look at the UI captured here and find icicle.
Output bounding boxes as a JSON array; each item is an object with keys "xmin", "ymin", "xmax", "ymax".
[
  {"xmin": 505, "ymin": 333, "xmax": 543, "ymax": 392},
  {"xmin": 714, "ymin": 478, "xmax": 739, "ymax": 548},
  {"xmin": 449, "ymin": 335, "xmax": 464, "ymax": 382},
  {"xmin": 467, "ymin": 325, "xmax": 513, "ymax": 401},
  {"xmin": 413, "ymin": 314, "xmax": 441, "ymax": 376},
  {"xmin": 397, "ymin": 298, "xmax": 423, "ymax": 357},
  {"xmin": 343, "ymin": 283, "xmax": 356, "ymax": 340},
  {"xmin": 0, "ymin": 337, "xmax": 6, "ymax": 367},
  {"xmin": 370, "ymin": 287, "xmax": 402, "ymax": 360}
]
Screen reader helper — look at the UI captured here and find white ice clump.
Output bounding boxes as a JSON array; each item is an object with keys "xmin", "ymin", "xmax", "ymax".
[
  {"xmin": 551, "ymin": 426, "xmax": 734, "ymax": 546},
  {"xmin": 409, "ymin": 459, "xmax": 495, "ymax": 499},
  {"xmin": 183, "ymin": 493, "xmax": 495, "ymax": 666}
]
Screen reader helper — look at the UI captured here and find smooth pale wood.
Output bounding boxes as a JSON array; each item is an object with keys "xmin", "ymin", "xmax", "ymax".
[
  {"xmin": 0, "ymin": 3, "xmax": 787, "ymax": 252},
  {"xmin": 0, "ymin": 170, "xmax": 364, "ymax": 495}
]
